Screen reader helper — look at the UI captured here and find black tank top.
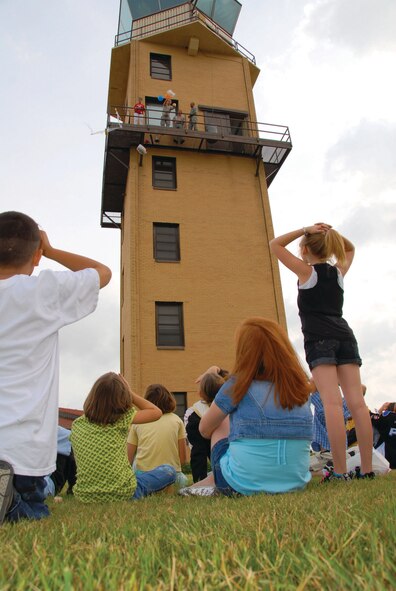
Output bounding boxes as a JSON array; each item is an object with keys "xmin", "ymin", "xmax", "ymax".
[{"xmin": 298, "ymin": 263, "xmax": 355, "ymax": 341}]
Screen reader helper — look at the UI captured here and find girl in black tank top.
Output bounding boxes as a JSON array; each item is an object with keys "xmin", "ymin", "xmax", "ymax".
[{"xmin": 270, "ymin": 224, "xmax": 374, "ymax": 480}]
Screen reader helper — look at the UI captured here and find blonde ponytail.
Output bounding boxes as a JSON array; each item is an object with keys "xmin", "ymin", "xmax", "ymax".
[
  {"xmin": 300, "ymin": 228, "xmax": 346, "ymax": 265},
  {"xmin": 324, "ymin": 229, "xmax": 346, "ymax": 266}
]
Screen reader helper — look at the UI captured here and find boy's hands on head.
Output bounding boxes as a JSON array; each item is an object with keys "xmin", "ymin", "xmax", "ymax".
[
  {"xmin": 39, "ymin": 230, "xmax": 52, "ymax": 257},
  {"xmin": 36, "ymin": 230, "xmax": 112, "ymax": 288}
]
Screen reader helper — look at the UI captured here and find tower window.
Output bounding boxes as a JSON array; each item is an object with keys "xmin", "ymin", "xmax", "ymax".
[
  {"xmin": 153, "ymin": 223, "xmax": 180, "ymax": 261},
  {"xmin": 156, "ymin": 302, "xmax": 184, "ymax": 347},
  {"xmin": 172, "ymin": 392, "xmax": 187, "ymax": 419},
  {"xmin": 150, "ymin": 53, "xmax": 172, "ymax": 80},
  {"xmin": 152, "ymin": 156, "xmax": 177, "ymax": 189}
]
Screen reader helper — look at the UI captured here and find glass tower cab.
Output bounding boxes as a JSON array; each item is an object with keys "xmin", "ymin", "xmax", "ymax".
[{"xmin": 117, "ymin": 0, "xmax": 242, "ymax": 44}]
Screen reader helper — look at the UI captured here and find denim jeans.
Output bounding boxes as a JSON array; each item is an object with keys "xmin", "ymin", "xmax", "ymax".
[
  {"xmin": 132, "ymin": 465, "xmax": 176, "ymax": 499},
  {"xmin": 211, "ymin": 438, "xmax": 239, "ymax": 497},
  {"xmin": 6, "ymin": 475, "xmax": 50, "ymax": 523}
]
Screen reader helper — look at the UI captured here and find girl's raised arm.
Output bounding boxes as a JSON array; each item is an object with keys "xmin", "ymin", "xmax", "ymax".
[
  {"xmin": 131, "ymin": 392, "xmax": 162, "ymax": 424},
  {"xmin": 270, "ymin": 224, "xmax": 329, "ymax": 283}
]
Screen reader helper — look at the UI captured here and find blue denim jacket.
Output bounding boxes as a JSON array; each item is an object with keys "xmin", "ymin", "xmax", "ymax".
[{"xmin": 214, "ymin": 378, "xmax": 313, "ymax": 441}]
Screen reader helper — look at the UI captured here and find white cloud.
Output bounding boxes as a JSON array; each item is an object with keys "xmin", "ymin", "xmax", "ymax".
[
  {"xmin": 304, "ymin": 0, "xmax": 396, "ymax": 54},
  {"xmin": 337, "ymin": 203, "xmax": 396, "ymax": 246},
  {"xmin": 325, "ymin": 120, "xmax": 396, "ymax": 194}
]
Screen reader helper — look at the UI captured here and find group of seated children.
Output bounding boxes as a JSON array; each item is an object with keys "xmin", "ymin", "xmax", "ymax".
[
  {"xmin": 3, "ymin": 314, "xmax": 394, "ymax": 523},
  {"xmin": 67, "ymin": 317, "xmax": 314, "ymax": 502}
]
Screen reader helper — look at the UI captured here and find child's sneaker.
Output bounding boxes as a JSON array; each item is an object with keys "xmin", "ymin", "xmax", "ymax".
[
  {"xmin": 0, "ymin": 461, "xmax": 14, "ymax": 525},
  {"xmin": 321, "ymin": 468, "xmax": 353, "ymax": 483},
  {"xmin": 354, "ymin": 466, "xmax": 375, "ymax": 480},
  {"xmin": 178, "ymin": 486, "xmax": 218, "ymax": 497}
]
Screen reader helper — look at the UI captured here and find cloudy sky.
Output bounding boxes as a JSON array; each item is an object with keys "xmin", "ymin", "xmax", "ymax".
[{"xmin": 1, "ymin": 0, "xmax": 395, "ymax": 411}]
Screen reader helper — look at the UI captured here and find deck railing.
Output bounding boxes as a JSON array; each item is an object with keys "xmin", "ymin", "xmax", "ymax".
[
  {"xmin": 109, "ymin": 107, "xmax": 291, "ymax": 146},
  {"xmin": 115, "ymin": 2, "xmax": 256, "ymax": 65}
]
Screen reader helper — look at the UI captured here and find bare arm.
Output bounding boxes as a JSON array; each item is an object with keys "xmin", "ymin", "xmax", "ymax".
[
  {"xmin": 40, "ymin": 231, "xmax": 112, "ymax": 288},
  {"xmin": 378, "ymin": 402, "xmax": 391, "ymax": 414},
  {"xmin": 195, "ymin": 365, "xmax": 221, "ymax": 384},
  {"xmin": 127, "ymin": 443, "xmax": 137, "ymax": 464},
  {"xmin": 178, "ymin": 438, "xmax": 187, "ymax": 465},
  {"xmin": 199, "ymin": 402, "xmax": 228, "ymax": 439},
  {"xmin": 131, "ymin": 392, "xmax": 162, "ymax": 424},
  {"xmin": 270, "ymin": 224, "xmax": 330, "ymax": 283}
]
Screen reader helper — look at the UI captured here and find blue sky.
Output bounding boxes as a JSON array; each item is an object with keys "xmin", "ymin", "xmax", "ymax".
[{"xmin": 1, "ymin": 0, "xmax": 395, "ymax": 410}]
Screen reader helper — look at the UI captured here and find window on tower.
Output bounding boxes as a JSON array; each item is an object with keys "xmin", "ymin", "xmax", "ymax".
[
  {"xmin": 156, "ymin": 302, "xmax": 184, "ymax": 347},
  {"xmin": 152, "ymin": 156, "xmax": 177, "ymax": 189},
  {"xmin": 150, "ymin": 53, "xmax": 172, "ymax": 80},
  {"xmin": 153, "ymin": 223, "xmax": 180, "ymax": 262},
  {"xmin": 172, "ymin": 392, "xmax": 187, "ymax": 419}
]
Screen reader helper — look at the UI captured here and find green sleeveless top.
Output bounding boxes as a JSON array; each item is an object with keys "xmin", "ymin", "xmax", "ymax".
[{"xmin": 71, "ymin": 408, "xmax": 137, "ymax": 503}]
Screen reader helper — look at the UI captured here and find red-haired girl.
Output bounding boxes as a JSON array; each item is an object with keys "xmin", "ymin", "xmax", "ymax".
[
  {"xmin": 179, "ymin": 317, "xmax": 313, "ymax": 496},
  {"xmin": 270, "ymin": 224, "xmax": 373, "ymax": 480}
]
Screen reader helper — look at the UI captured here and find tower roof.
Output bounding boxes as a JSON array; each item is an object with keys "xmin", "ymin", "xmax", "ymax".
[
  {"xmin": 118, "ymin": 0, "xmax": 242, "ymax": 38},
  {"xmin": 109, "ymin": 8, "xmax": 259, "ymax": 112}
]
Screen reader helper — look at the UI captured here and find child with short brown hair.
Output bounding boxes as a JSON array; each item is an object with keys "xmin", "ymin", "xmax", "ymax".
[
  {"xmin": 127, "ymin": 384, "xmax": 188, "ymax": 487},
  {"xmin": 0, "ymin": 210, "xmax": 111, "ymax": 524}
]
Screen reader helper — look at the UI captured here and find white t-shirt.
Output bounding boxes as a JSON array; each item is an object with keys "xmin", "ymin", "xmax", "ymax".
[{"xmin": 0, "ymin": 268, "xmax": 100, "ymax": 476}]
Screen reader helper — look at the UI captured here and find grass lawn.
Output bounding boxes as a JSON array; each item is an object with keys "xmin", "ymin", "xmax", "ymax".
[{"xmin": 0, "ymin": 472, "xmax": 395, "ymax": 591}]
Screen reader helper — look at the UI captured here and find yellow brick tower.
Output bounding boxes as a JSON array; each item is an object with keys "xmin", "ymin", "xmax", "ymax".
[{"xmin": 101, "ymin": 1, "xmax": 292, "ymax": 415}]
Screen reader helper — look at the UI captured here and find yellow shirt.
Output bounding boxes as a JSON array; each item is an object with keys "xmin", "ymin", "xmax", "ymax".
[{"xmin": 128, "ymin": 413, "xmax": 186, "ymax": 471}]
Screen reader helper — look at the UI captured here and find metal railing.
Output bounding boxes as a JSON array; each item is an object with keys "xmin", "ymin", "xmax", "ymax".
[
  {"xmin": 115, "ymin": 2, "xmax": 256, "ymax": 65},
  {"xmin": 109, "ymin": 106, "xmax": 291, "ymax": 145}
]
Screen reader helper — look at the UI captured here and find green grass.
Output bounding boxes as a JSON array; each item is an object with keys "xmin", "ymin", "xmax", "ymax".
[{"xmin": 1, "ymin": 473, "xmax": 395, "ymax": 591}]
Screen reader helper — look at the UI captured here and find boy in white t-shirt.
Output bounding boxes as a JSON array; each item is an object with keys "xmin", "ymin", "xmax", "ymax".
[{"xmin": 0, "ymin": 211, "xmax": 111, "ymax": 525}]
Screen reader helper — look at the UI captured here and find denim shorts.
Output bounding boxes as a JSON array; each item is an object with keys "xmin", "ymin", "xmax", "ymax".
[
  {"xmin": 211, "ymin": 439, "xmax": 240, "ymax": 497},
  {"xmin": 305, "ymin": 338, "xmax": 362, "ymax": 370}
]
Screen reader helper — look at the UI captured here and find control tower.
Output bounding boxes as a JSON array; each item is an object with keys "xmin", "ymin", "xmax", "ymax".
[{"xmin": 101, "ymin": 0, "xmax": 292, "ymax": 414}]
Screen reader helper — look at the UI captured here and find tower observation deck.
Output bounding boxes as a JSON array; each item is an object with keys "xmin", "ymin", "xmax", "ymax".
[{"xmin": 101, "ymin": 0, "xmax": 292, "ymax": 228}]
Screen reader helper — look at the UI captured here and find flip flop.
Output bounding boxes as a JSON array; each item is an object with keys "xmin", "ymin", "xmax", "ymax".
[{"xmin": 0, "ymin": 461, "xmax": 14, "ymax": 525}]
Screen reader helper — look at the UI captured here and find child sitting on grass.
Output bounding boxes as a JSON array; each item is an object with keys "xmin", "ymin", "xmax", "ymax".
[
  {"xmin": 70, "ymin": 373, "xmax": 176, "ymax": 502},
  {"xmin": 179, "ymin": 318, "xmax": 313, "ymax": 497},
  {"xmin": 128, "ymin": 385, "xmax": 188, "ymax": 488},
  {"xmin": 184, "ymin": 369, "xmax": 228, "ymax": 482}
]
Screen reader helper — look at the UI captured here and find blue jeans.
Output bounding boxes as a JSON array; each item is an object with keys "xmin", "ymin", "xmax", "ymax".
[
  {"xmin": 7, "ymin": 475, "xmax": 50, "ymax": 523},
  {"xmin": 132, "ymin": 465, "xmax": 176, "ymax": 499},
  {"xmin": 211, "ymin": 439, "xmax": 240, "ymax": 497}
]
